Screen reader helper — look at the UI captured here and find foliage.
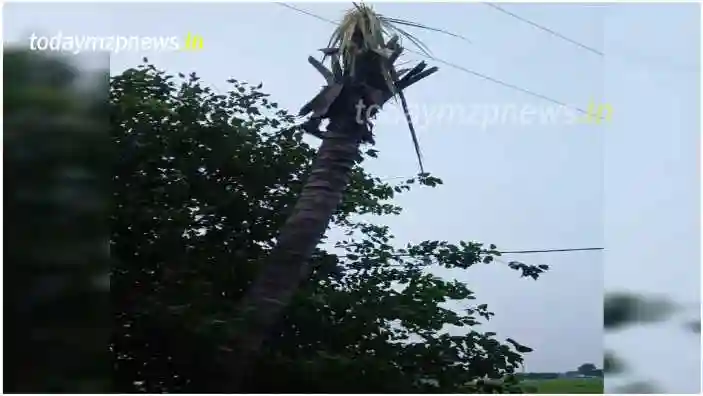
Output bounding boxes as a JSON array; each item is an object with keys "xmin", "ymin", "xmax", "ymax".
[
  {"xmin": 111, "ymin": 60, "xmax": 549, "ymax": 393},
  {"xmin": 577, "ymin": 363, "xmax": 599, "ymax": 376},
  {"xmin": 4, "ymin": 50, "xmax": 110, "ymax": 392}
]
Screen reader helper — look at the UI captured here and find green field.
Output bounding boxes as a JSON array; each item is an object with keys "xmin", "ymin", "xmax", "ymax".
[{"xmin": 521, "ymin": 378, "xmax": 604, "ymax": 394}]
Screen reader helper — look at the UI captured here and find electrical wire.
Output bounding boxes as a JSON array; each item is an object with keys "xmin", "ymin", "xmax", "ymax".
[
  {"xmin": 482, "ymin": 2, "xmax": 700, "ymax": 73},
  {"xmin": 483, "ymin": 2, "xmax": 603, "ymax": 56},
  {"xmin": 500, "ymin": 247, "xmax": 603, "ymax": 254},
  {"xmin": 279, "ymin": 3, "xmax": 607, "ymax": 258},
  {"xmin": 276, "ymin": 2, "xmax": 592, "ymax": 116}
]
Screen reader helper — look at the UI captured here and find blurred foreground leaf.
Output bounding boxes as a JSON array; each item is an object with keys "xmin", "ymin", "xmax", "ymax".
[
  {"xmin": 604, "ymin": 292, "xmax": 677, "ymax": 330},
  {"xmin": 4, "ymin": 49, "xmax": 110, "ymax": 392}
]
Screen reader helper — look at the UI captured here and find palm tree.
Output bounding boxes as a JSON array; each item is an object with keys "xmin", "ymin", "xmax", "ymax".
[{"xmin": 224, "ymin": 4, "xmax": 440, "ymax": 389}]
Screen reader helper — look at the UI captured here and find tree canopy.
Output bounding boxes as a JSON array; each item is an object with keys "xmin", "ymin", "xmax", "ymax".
[
  {"xmin": 109, "ymin": 60, "xmax": 550, "ymax": 393},
  {"xmin": 577, "ymin": 363, "xmax": 598, "ymax": 376}
]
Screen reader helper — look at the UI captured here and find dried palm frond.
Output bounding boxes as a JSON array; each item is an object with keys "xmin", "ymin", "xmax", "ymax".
[
  {"xmin": 327, "ymin": 3, "xmax": 435, "ymax": 89},
  {"xmin": 321, "ymin": 2, "xmax": 445, "ymax": 173},
  {"xmin": 382, "ymin": 17, "xmax": 471, "ymax": 45}
]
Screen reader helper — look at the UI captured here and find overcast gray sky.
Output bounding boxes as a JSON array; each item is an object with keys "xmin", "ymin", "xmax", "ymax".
[{"xmin": 5, "ymin": 2, "xmax": 699, "ymax": 392}]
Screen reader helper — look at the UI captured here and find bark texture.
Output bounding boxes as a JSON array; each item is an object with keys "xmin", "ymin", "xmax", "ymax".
[
  {"xmin": 219, "ymin": 35, "xmax": 437, "ymax": 391},
  {"xmin": 221, "ymin": 86, "xmax": 369, "ymax": 391}
]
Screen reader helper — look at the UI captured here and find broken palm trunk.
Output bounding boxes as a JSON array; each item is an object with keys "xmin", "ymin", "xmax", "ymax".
[
  {"xmin": 299, "ymin": 37, "xmax": 437, "ymax": 159},
  {"xmin": 220, "ymin": 34, "xmax": 438, "ymax": 392}
]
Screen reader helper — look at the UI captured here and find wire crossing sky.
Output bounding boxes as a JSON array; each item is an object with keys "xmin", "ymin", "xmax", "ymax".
[{"xmin": 4, "ymin": 3, "xmax": 698, "ymax": 391}]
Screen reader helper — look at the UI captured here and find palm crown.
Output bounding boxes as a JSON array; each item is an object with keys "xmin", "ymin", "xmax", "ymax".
[{"xmin": 301, "ymin": 3, "xmax": 455, "ymax": 173}]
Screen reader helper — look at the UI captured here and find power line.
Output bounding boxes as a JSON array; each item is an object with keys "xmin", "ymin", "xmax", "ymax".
[
  {"xmin": 279, "ymin": 4, "xmax": 605, "ymax": 261},
  {"xmin": 276, "ymin": 2, "xmax": 592, "ymax": 116},
  {"xmin": 484, "ymin": 3, "xmax": 699, "ymax": 73},
  {"xmin": 277, "ymin": 4, "xmax": 606, "ymax": 255},
  {"xmin": 278, "ymin": 2, "xmax": 334, "ymax": 24},
  {"xmin": 336, "ymin": 247, "xmax": 603, "ymax": 261},
  {"xmin": 483, "ymin": 2, "xmax": 603, "ymax": 56},
  {"xmin": 378, "ymin": 176, "xmax": 411, "ymax": 182},
  {"xmin": 353, "ymin": 181, "xmax": 605, "ymax": 253},
  {"xmin": 499, "ymin": 247, "xmax": 603, "ymax": 254},
  {"xmin": 404, "ymin": 48, "xmax": 589, "ymax": 115}
]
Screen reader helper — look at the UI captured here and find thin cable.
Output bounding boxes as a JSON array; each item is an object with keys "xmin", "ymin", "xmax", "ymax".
[
  {"xmin": 337, "ymin": 247, "xmax": 603, "ymax": 261},
  {"xmin": 278, "ymin": 2, "xmax": 336, "ymax": 24},
  {"xmin": 405, "ymin": 47, "xmax": 589, "ymax": 115},
  {"xmin": 500, "ymin": 247, "xmax": 603, "ymax": 254},
  {"xmin": 484, "ymin": 3, "xmax": 699, "ymax": 73},
  {"xmin": 378, "ymin": 176, "xmax": 411, "ymax": 182},
  {"xmin": 483, "ymin": 2, "xmax": 603, "ymax": 56},
  {"xmin": 279, "ymin": 4, "xmax": 606, "ymax": 261},
  {"xmin": 277, "ymin": 2, "xmax": 592, "ymax": 116}
]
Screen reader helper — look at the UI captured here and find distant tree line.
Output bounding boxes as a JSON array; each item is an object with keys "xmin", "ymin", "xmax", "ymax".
[{"xmin": 517, "ymin": 363, "xmax": 603, "ymax": 380}]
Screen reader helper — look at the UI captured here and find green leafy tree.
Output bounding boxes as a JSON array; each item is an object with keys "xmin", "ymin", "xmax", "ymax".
[
  {"xmin": 111, "ymin": 61, "xmax": 548, "ymax": 393},
  {"xmin": 577, "ymin": 363, "xmax": 598, "ymax": 376}
]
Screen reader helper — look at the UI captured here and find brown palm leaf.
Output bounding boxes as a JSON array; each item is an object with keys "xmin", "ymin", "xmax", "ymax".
[
  {"xmin": 320, "ymin": 3, "xmax": 443, "ymax": 173},
  {"xmin": 298, "ymin": 83, "xmax": 344, "ymax": 118}
]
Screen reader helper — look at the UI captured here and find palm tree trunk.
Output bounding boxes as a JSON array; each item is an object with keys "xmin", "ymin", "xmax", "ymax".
[
  {"xmin": 222, "ymin": 97, "xmax": 367, "ymax": 391},
  {"xmin": 218, "ymin": 25, "xmax": 437, "ymax": 389}
]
